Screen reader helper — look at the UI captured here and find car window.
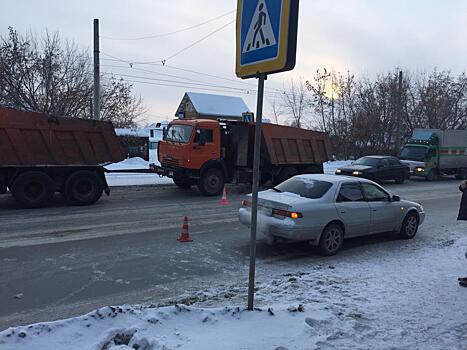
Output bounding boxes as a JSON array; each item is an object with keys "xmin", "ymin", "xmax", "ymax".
[
  {"xmin": 380, "ymin": 159, "xmax": 390, "ymax": 167},
  {"xmin": 354, "ymin": 157, "xmax": 380, "ymax": 167},
  {"xmin": 388, "ymin": 158, "xmax": 400, "ymax": 166},
  {"xmin": 337, "ymin": 183, "xmax": 364, "ymax": 202},
  {"xmin": 275, "ymin": 178, "xmax": 332, "ymax": 199},
  {"xmin": 361, "ymin": 183, "xmax": 390, "ymax": 202}
]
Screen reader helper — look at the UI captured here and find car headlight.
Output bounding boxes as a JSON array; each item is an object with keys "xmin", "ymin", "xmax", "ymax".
[
  {"xmin": 352, "ymin": 171, "xmax": 361, "ymax": 175},
  {"xmin": 416, "ymin": 167, "xmax": 425, "ymax": 172},
  {"xmin": 335, "ymin": 169, "xmax": 342, "ymax": 174}
]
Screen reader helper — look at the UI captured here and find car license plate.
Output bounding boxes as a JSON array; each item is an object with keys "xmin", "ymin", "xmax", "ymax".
[{"xmin": 259, "ymin": 206, "xmax": 272, "ymax": 216}]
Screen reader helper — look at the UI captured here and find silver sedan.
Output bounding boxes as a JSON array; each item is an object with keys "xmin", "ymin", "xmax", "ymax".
[{"xmin": 238, "ymin": 174, "xmax": 425, "ymax": 255}]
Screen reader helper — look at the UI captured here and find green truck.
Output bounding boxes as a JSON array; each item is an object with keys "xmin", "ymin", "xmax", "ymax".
[{"xmin": 399, "ymin": 129, "xmax": 467, "ymax": 180}]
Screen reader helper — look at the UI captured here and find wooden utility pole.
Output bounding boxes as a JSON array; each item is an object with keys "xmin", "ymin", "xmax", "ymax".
[
  {"xmin": 396, "ymin": 70, "xmax": 403, "ymax": 154},
  {"xmin": 93, "ymin": 18, "xmax": 100, "ymax": 120}
]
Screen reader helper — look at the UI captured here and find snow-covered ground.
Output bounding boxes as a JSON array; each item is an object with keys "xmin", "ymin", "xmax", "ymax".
[
  {"xmin": 105, "ymin": 157, "xmax": 173, "ymax": 187},
  {"xmin": 2, "ymin": 223, "xmax": 466, "ymax": 350},
  {"xmin": 104, "ymin": 158, "xmax": 351, "ymax": 187}
]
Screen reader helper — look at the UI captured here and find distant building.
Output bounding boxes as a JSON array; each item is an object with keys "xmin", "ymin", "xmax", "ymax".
[
  {"xmin": 175, "ymin": 92, "xmax": 251, "ymax": 120},
  {"xmin": 115, "ymin": 128, "xmax": 150, "ymax": 161}
]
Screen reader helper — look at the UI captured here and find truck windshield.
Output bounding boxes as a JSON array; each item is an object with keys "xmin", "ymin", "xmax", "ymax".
[
  {"xmin": 399, "ymin": 146, "xmax": 427, "ymax": 161},
  {"xmin": 164, "ymin": 125, "xmax": 193, "ymax": 143}
]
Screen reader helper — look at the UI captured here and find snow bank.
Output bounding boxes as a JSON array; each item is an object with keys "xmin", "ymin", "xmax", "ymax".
[
  {"xmin": 104, "ymin": 157, "xmax": 173, "ymax": 187},
  {"xmin": 323, "ymin": 160, "xmax": 352, "ymax": 174},
  {"xmin": 3, "ymin": 225, "xmax": 467, "ymax": 349}
]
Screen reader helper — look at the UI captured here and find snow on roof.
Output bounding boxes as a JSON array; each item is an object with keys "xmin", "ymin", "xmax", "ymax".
[
  {"xmin": 114, "ymin": 128, "xmax": 149, "ymax": 137},
  {"xmin": 176, "ymin": 92, "xmax": 251, "ymax": 118}
]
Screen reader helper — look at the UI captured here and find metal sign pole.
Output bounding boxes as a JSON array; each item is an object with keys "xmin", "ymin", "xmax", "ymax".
[{"xmin": 247, "ymin": 72, "xmax": 266, "ymax": 311}]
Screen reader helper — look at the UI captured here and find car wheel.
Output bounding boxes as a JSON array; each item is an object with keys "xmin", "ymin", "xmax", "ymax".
[
  {"xmin": 198, "ymin": 168, "xmax": 224, "ymax": 196},
  {"xmin": 395, "ymin": 174, "xmax": 405, "ymax": 184},
  {"xmin": 399, "ymin": 212, "xmax": 419, "ymax": 239},
  {"xmin": 65, "ymin": 171, "xmax": 103, "ymax": 206},
  {"xmin": 11, "ymin": 171, "xmax": 55, "ymax": 208},
  {"xmin": 318, "ymin": 223, "xmax": 344, "ymax": 256}
]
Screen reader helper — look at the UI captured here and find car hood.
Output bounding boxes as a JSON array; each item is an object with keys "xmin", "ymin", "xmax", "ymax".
[
  {"xmin": 339, "ymin": 165, "xmax": 373, "ymax": 171},
  {"xmin": 400, "ymin": 160, "xmax": 425, "ymax": 168}
]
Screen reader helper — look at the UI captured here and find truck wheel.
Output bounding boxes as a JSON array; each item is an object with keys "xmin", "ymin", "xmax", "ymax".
[
  {"xmin": 275, "ymin": 167, "xmax": 298, "ymax": 185},
  {"xmin": 11, "ymin": 171, "xmax": 55, "ymax": 208},
  {"xmin": 173, "ymin": 174, "xmax": 192, "ymax": 189},
  {"xmin": 426, "ymin": 170, "xmax": 439, "ymax": 181},
  {"xmin": 198, "ymin": 168, "xmax": 224, "ymax": 196},
  {"xmin": 65, "ymin": 171, "xmax": 103, "ymax": 206}
]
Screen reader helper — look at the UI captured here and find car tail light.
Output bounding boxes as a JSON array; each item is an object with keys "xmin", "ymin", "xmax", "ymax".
[
  {"xmin": 272, "ymin": 208, "xmax": 303, "ymax": 219},
  {"xmin": 241, "ymin": 200, "xmax": 251, "ymax": 207}
]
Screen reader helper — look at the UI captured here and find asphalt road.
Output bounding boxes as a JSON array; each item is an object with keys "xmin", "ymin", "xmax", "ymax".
[{"xmin": 0, "ymin": 178, "xmax": 463, "ymax": 330}]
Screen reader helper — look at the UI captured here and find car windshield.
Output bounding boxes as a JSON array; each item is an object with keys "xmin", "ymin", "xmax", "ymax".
[
  {"xmin": 164, "ymin": 124, "xmax": 193, "ymax": 143},
  {"xmin": 274, "ymin": 178, "xmax": 332, "ymax": 199},
  {"xmin": 354, "ymin": 157, "xmax": 380, "ymax": 166},
  {"xmin": 399, "ymin": 146, "xmax": 427, "ymax": 161}
]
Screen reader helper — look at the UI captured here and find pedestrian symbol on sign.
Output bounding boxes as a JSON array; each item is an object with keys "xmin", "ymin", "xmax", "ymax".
[{"xmin": 242, "ymin": 0, "xmax": 277, "ymax": 53}]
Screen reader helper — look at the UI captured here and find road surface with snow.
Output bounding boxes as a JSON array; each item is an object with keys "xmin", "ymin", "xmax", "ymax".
[{"xmin": 0, "ymin": 177, "xmax": 465, "ymax": 349}]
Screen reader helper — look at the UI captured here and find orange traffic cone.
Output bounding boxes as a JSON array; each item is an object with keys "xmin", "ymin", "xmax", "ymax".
[
  {"xmin": 177, "ymin": 216, "xmax": 193, "ymax": 242},
  {"xmin": 220, "ymin": 186, "xmax": 229, "ymax": 205}
]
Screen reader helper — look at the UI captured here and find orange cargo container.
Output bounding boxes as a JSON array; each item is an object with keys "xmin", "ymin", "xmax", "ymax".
[{"xmin": 0, "ymin": 108, "xmax": 125, "ymax": 208}]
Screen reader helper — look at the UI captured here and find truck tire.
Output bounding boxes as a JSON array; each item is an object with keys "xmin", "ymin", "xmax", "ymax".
[
  {"xmin": 11, "ymin": 171, "xmax": 55, "ymax": 208},
  {"xmin": 173, "ymin": 174, "xmax": 192, "ymax": 189},
  {"xmin": 426, "ymin": 169, "xmax": 439, "ymax": 181},
  {"xmin": 65, "ymin": 170, "xmax": 103, "ymax": 206},
  {"xmin": 198, "ymin": 168, "xmax": 224, "ymax": 196},
  {"xmin": 275, "ymin": 167, "xmax": 298, "ymax": 185}
]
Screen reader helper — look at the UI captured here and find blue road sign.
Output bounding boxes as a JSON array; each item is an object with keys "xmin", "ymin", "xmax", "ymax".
[{"xmin": 236, "ymin": 0, "xmax": 299, "ymax": 78}]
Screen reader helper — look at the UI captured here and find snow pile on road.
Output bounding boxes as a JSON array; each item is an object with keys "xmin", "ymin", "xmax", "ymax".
[
  {"xmin": 103, "ymin": 158, "xmax": 352, "ymax": 187},
  {"xmin": 2, "ymin": 224, "xmax": 467, "ymax": 350},
  {"xmin": 105, "ymin": 157, "xmax": 173, "ymax": 187},
  {"xmin": 323, "ymin": 160, "xmax": 352, "ymax": 174}
]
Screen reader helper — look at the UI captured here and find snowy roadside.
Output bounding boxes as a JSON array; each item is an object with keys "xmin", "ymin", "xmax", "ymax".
[
  {"xmin": 2, "ymin": 225, "xmax": 466, "ymax": 350},
  {"xmin": 104, "ymin": 158, "xmax": 351, "ymax": 187}
]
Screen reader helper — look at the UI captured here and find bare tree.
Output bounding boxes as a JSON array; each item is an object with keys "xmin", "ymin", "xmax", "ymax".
[
  {"xmin": 281, "ymin": 78, "xmax": 310, "ymax": 128},
  {"xmin": 0, "ymin": 27, "xmax": 145, "ymax": 127}
]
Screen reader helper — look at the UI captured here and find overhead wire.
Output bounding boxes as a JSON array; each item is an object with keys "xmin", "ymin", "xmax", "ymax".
[{"xmin": 100, "ymin": 10, "xmax": 235, "ymax": 41}]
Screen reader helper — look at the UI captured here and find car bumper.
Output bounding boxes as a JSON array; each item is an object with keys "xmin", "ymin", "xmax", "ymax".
[{"xmin": 238, "ymin": 208, "xmax": 322, "ymax": 244}]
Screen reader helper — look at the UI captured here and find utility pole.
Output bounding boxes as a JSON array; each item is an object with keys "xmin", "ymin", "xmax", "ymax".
[
  {"xmin": 396, "ymin": 70, "xmax": 403, "ymax": 155},
  {"xmin": 93, "ymin": 18, "xmax": 100, "ymax": 120}
]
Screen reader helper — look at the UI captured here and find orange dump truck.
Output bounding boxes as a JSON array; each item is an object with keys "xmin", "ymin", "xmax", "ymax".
[
  {"xmin": 0, "ymin": 108, "xmax": 125, "ymax": 208},
  {"xmin": 155, "ymin": 119, "xmax": 332, "ymax": 195}
]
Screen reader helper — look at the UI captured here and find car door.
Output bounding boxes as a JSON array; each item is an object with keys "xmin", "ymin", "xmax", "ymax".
[
  {"xmin": 335, "ymin": 182, "xmax": 371, "ymax": 237},
  {"xmin": 361, "ymin": 183, "xmax": 399, "ymax": 233},
  {"xmin": 378, "ymin": 159, "xmax": 392, "ymax": 180}
]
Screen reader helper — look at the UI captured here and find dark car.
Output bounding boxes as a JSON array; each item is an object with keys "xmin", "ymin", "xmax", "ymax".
[{"xmin": 335, "ymin": 156, "xmax": 410, "ymax": 183}]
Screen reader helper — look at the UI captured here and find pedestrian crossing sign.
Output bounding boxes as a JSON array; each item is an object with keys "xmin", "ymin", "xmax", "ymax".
[{"xmin": 236, "ymin": 0, "xmax": 299, "ymax": 79}]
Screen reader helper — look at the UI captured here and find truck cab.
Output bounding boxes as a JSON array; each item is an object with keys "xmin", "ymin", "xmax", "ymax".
[
  {"xmin": 399, "ymin": 129, "xmax": 441, "ymax": 180},
  {"xmin": 158, "ymin": 119, "xmax": 225, "ymax": 195}
]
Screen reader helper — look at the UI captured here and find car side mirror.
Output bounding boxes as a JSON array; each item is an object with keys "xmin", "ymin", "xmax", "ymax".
[{"xmin": 392, "ymin": 195, "xmax": 401, "ymax": 202}]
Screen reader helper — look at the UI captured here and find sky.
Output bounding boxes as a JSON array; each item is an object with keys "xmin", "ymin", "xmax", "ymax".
[{"xmin": 1, "ymin": 0, "xmax": 467, "ymax": 124}]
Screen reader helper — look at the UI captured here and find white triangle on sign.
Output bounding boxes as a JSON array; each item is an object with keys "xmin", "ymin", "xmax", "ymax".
[{"xmin": 242, "ymin": 0, "xmax": 277, "ymax": 54}]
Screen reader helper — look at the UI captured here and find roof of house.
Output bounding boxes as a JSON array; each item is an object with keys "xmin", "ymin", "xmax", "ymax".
[{"xmin": 175, "ymin": 92, "xmax": 251, "ymax": 118}]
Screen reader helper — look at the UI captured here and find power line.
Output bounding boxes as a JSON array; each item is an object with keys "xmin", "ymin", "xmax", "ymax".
[
  {"xmin": 165, "ymin": 19, "xmax": 234, "ymax": 61},
  {"xmin": 100, "ymin": 10, "xmax": 234, "ymax": 41},
  {"xmin": 102, "ymin": 72, "xmax": 261, "ymax": 94}
]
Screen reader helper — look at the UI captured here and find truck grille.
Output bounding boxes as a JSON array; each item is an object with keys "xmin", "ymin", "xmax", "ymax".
[{"xmin": 162, "ymin": 157, "xmax": 180, "ymax": 166}]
